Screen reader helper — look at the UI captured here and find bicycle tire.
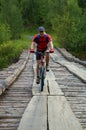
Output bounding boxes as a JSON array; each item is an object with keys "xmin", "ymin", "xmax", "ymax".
[{"xmin": 40, "ymin": 67, "xmax": 44, "ymax": 91}]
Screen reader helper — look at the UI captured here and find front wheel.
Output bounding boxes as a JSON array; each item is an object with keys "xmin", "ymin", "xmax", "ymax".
[{"xmin": 40, "ymin": 67, "xmax": 44, "ymax": 91}]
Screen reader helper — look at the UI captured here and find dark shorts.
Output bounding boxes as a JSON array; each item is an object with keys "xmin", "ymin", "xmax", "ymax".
[{"xmin": 36, "ymin": 50, "xmax": 45, "ymax": 60}]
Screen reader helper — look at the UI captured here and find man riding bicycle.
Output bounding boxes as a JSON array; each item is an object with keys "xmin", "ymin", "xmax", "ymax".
[{"xmin": 30, "ymin": 26, "xmax": 54, "ymax": 84}]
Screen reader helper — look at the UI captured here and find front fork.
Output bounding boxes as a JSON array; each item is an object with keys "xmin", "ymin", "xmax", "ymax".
[{"xmin": 39, "ymin": 60, "xmax": 46, "ymax": 79}]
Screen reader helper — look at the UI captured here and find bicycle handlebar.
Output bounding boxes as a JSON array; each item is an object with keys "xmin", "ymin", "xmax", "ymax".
[{"xmin": 30, "ymin": 50, "xmax": 54, "ymax": 54}]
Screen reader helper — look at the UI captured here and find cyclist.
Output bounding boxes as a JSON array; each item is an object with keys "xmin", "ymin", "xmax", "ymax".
[{"xmin": 30, "ymin": 26, "xmax": 54, "ymax": 84}]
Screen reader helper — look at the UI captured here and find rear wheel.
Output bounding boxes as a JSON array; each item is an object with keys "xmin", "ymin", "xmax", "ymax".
[{"xmin": 40, "ymin": 67, "xmax": 44, "ymax": 91}]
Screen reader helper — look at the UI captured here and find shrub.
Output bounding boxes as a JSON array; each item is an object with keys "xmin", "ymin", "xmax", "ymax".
[
  {"xmin": 0, "ymin": 23, "xmax": 11, "ymax": 44},
  {"xmin": 0, "ymin": 40, "xmax": 27, "ymax": 69}
]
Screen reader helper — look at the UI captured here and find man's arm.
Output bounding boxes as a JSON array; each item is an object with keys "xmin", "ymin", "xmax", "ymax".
[
  {"xmin": 49, "ymin": 41, "xmax": 54, "ymax": 49},
  {"xmin": 30, "ymin": 35, "xmax": 37, "ymax": 50},
  {"xmin": 30, "ymin": 42, "xmax": 35, "ymax": 53},
  {"xmin": 31, "ymin": 42, "xmax": 35, "ymax": 49},
  {"xmin": 47, "ymin": 34, "xmax": 54, "ymax": 49}
]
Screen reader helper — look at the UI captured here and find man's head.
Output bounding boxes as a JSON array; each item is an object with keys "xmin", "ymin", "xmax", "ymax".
[{"xmin": 38, "ymin": 26, "xmax": 45, "ymax": 36}]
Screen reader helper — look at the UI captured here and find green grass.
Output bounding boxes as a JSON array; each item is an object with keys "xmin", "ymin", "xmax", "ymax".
[
  {"xmin": 0, "ymin": 41, "xmax": 24, "ymax": 69},
  {"xmin": 0, "ymin": 35, "xmax": 30, "ymax": 69},
  {"xmin": 0, "ymin": 29, "xmax": 38, "ymax": 69},
  {"xmin": 70, "ymin": 51, "xmax": 86, "ymax": 61}
]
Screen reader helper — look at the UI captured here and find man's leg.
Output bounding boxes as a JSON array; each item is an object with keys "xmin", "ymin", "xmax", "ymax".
[
  {"xmin": 36, "ymin": 61, "xmax": 40, "ymax": 84},
  {"xmin": 36, "ymin": 61, "xmax": 39, "ymax": 76},
  {"xmin": 46, "ymin": 52, "xmax": 50, "ymax": 71}
]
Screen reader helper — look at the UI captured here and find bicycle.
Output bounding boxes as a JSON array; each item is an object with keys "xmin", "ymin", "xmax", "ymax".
[
  {"xmin": 30, "ymin": 49, "xmax": 54, "ymax": 92},
  {"xmin": 35, "ymin": 51, "xmax": 46, "ymax": 91}
]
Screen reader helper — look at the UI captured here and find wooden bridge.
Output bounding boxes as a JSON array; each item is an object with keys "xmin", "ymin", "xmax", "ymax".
[{"xmin": 0, "ymin": 48, "xmax": 86, "ymax": 130}]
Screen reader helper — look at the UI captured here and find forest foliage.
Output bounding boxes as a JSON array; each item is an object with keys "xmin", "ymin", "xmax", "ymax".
[{"xmin": 0, "ymin": 0, "xmax": 86, "ymax": 51}]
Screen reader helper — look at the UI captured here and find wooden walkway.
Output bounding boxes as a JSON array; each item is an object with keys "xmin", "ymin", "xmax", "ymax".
[
  {"xmin": 0, "ymin": 48, "xmax": 86, "ymax": 130},
  {"xmin": 18, "ymin": 54, "xmax": 84, "ymax": 130}
]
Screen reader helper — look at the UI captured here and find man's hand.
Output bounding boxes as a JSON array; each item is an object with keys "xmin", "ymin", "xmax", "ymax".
[
  {"xmin": 50, "ymin": 48, "xmax": 54, "ymax": 53},
  {"xmin": 30, "ymin": 48, "xmax": 34, "ymax": 53}
]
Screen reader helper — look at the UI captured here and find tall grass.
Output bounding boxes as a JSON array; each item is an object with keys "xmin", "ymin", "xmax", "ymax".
[{"xmin": 0, "ymin": 33, "xmax": 31, "ymax": 69}]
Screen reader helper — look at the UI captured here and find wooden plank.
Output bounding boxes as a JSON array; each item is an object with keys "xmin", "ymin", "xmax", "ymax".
[
  {"xmin": 48, "ymin": 96, "xmax": 83, "ymax": 130},
  {"xmin": 0, "ymin": 88, "xmax": 2, "ymax": 95},
  {"xmin": 48, "ymin": 80, "xmax": 64, "ymax": 96},
  {"xmin": 46, "ymin": 69, "xmax": 56, "ymax": 80},
  {"xmin": 18, "ymin": 96, "xmax": 47, "ymax": 130},
  {"xmin": 51, "ymin": 54, "xmax": 86, "ymax": 83},
  {"xmin": 62, "ymin": 62, "xmax": 86, "ymax": 82},
  {"xmin": 32, "ymin": 79, "xmax": 49, "ymax": 96}
]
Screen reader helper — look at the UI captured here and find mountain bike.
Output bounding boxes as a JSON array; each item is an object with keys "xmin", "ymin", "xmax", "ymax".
[{"xmin": 30, "ymin": 49, "xmax": 54, "ymax": 91}]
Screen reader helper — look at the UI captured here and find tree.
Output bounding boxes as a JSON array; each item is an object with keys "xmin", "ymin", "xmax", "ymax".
[
  {"xmin": 1, "ymin": 0, "xmax": 23, "ymax": 39},
  {"xmin": 78, "ymin": 0, "xmax": 86, "ymax": 8},
  {"xmin": 0, "ymin": 22, "xmax": 11, "ymax": 44}
]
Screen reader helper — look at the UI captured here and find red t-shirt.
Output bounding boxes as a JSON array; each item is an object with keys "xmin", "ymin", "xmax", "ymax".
[{"xmin": 32, "ymin": 34, "xmax": 52, "ymax": 51}]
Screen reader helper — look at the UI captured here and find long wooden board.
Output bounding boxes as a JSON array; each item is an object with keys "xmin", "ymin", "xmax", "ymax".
[
  {"xmin": 48, "ymin": 80, "xmax": 64, "ymax": 96},
  {"xmin": 46, "ymin": 70, "xmax": 56, "ymax": 80},
  {"xmin": 51, "ymin": 53, "xmax": 86, "ymax": 83},
  {"xmin": 32, "ymin": 78, "xmax": 49, "ymax": 95},
  {"xmin": 48, "ymin": 96, "xmax": 83, "ymax": 130},
  {"xmin": 18, "ymin": 96, "xmax": 47, "ymax": 130}
]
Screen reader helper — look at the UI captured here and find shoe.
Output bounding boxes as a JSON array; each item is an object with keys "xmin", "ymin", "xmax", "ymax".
[
  {"xmin": 46, "ymin": 65, "xmax": 50, "ymax": 71},
  {"xmin": 36, "ymin": 76, "xmax": 40, "ymax": 84}
]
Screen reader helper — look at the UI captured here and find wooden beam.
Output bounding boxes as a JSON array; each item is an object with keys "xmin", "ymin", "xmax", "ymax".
[
  {"xmin": 32, "ymin": 79, "xmax": 49, "ymax": 96},
  {"xmin": 18, "ymin": 96, "xmax": 47, "ymax": 130},
  {"xmin": 48, "ymin": 96, "xmax": 83, "ymax": 130},
  {"xmin": 48, "ymin": 80, "xmax": 64, "ymax": 96}
]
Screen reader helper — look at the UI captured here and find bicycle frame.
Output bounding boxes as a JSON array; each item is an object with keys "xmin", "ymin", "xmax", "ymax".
[{"xmin": 36, "ymin": 51, "xmax": 46, "ymax": 91}]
